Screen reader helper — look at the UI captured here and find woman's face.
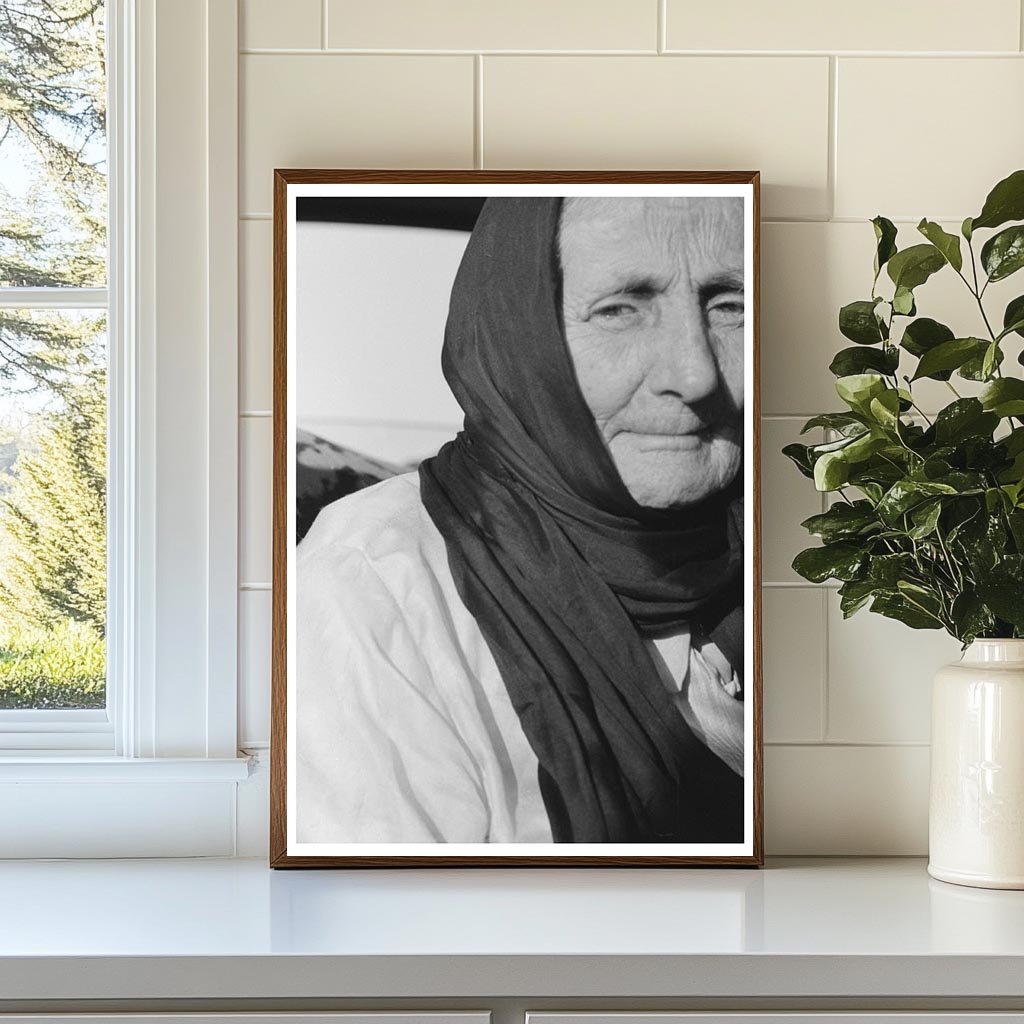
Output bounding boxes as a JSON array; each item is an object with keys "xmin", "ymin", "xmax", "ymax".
[{"xmin": 559, "ymin": 197, "xmax": 745, "ymax": 509}]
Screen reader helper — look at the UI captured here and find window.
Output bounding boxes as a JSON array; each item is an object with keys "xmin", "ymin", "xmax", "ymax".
[
  {"xmin": 0, "ymin": 0, "xmax": 245, "ymax": 861},
  {"xmin": 0, "ymin": 0, "xmax": 110, "ymax": 750}
]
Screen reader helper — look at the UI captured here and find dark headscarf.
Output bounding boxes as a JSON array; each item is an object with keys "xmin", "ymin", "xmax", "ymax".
[{"xmin": 418, "ymin": 197, "xmax": 745, "ymax": 843}]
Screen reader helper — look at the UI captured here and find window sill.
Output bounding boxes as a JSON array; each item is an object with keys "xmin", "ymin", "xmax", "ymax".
[
  {"xmin": 0, "ymin": 754, "xmax": 252, "ymax": 782},
  {"xmin": 0, "ymin": 755, "xmax": 254, "ymax": 857}
]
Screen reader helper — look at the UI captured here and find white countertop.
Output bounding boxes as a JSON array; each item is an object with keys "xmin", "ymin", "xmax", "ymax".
[{"xmin": 2, "ymin": 856, "xmax": 1024, "ymax": 1002}]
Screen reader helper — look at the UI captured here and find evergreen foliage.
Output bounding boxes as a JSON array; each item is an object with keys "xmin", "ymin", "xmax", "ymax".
[{"xmin": 0, "ymin": 0, "xmax": 107, "ymax": 705}]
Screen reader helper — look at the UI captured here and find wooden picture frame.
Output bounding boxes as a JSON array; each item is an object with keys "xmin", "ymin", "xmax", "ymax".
[{"xmin": 271, "ymin": 170, "xmax": 763, "ymax": 868}]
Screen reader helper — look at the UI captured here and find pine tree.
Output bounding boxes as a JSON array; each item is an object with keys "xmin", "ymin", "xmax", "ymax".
[
  {"xmin": 0, "ymin": 367, "xmax": 105, "ymax": 633},
  {"xmin": 0, "ymin": 0, "xmax": 106, "ymax": 394},
  {"xmin": 0, "ymin": 0, "xmax": 107, "ymax": 649}
]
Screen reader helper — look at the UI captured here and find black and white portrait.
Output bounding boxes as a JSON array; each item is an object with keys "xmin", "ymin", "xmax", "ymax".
[{"xmin": 276, "ymin": 177, "xmax": 761, "ymax": 865}]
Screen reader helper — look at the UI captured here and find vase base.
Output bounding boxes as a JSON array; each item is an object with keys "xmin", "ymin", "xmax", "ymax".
[{"xmin": 928, "ymin": 863, "xmax": 1024, "ymax": 890}]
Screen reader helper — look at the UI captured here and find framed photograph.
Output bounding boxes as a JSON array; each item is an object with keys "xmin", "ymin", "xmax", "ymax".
[{"xmin": 271, "ymin": 171, "xmax": 763, "ymax": 867}]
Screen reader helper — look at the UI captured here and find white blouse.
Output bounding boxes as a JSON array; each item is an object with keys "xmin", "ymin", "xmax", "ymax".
[{"xmin": 295, "ymin": 472, "xmax": 744, "ymax": 845}]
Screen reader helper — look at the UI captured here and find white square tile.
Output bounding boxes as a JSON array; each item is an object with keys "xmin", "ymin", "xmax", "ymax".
[
  {"xmin": 241, "ymin": 0, "xmax": 321, "ymax": 49},
  {"xmin": 240, "ymin": 416, "xmax": 273, "ymax": 587},
  {"xmin": 761, "ymin": 418, "xmax": 824, "ymax": 584},
  {"xmin": 483, "ymin": 56, "xmax": 831, "ymax": 219},
  {"xmin": 241, "ymin": 55, "xmax": 474, "ymax": 214},
  {"xmin": 666, "ymin": 0, "xmax": 1020, "ymax": 52},
  {"xmin": 826, "ymin": 597, "xmax": 962, "ymax": 743},
  {"xmin": 328, "ymin": 0, "xmax": 656, "ymax": 51},
  {"xmin": 762, "ymin": 588, "xmax": 824, "ymax": 743},
  {"xmin": 765, "ymin": 744, "xmax": 929, "ymax": 854},
  {"xmin": 836, "ymin": 58, "xmax": 1024, "ymax": 221}
]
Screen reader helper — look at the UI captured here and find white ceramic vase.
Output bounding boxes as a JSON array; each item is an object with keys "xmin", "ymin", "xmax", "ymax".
[{"xmin": 929, "ymin": 639, "xmax": 1024, "ymax": 889}]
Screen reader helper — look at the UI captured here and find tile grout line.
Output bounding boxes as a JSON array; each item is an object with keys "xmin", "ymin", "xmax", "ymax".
[
  {"xmin": 827, "ymin": 55, "xmax": 838, "ymax": 220},
  {"xmin": 237, "ymin": 47, "xmax": 1024, "ymax": 57},
  {"xmin": 820, "ymin": 587, "xmax": 831, "ymax": 743},
  {"xmin": 765, "ymin": 741, "xmax": 931, "ymax": 748},
  {"xmin": 474, "ymin": 55, "xmax": 484, "ymax": 169}
]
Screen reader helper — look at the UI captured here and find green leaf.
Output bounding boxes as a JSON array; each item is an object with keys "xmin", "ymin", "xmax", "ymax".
[
  {"xmin": 892, "ymin": 286, "xmax": 916, "ymax": 316},
  {"xmin": 950, "ymin": 592, "xmax": 995, "ymax": 644},
  {"xmin": 839, "ymin": 299, "xmax": 886, "ymax": 345},
  {"xmin": 871, "ymin": 593, "xmax": 943, "ymax": 630},
  {"xmin": 911, "ymin": 337, "xmax": 987, "ymax": 381},
  {"xmin": 962, "ymin": 216, "xmax": 974, "ymax": 241},
  {"xmin": 985, "ymin": 487, "xmax": 1010, "ymax": 514},
  {"xmin": 810, "ymin": 433, "xmax": 864, "ymax": 456},
  {"xmin": 835, "ymin": 373, "xmax": 886, "ymax": 411},
  {"xmin": 959, "ymin": 344, "xmax": 1004, "ymax": 381},
  {"xmin": 800, "ymin": 500, "xmax": 879, "ymax": 543},
  {"xmin": 845, "ymin": 431, "xmax": 888, "ymax": 465},
  {"xmin": 933, "ymin": 470, "xmax": 987, "ymax": 494},
  {"xmin": 900, "ymin": 317, "xmax": 954, "ymax": 358},
  {"xmin": 800, "ymin": 413, "xmax": 865, "ymax": 435},
  {"xmin": 814, "ymin": 450, "xmax": 850, "ymax": 491},
  {"xmin": 971, "ymin": 168, "xmax": 1024, "ymax": 232},
  {"xmin": 908, "ymin": 499, "xmax": 942, "ymax": 540},
  {"xmin": 982, "ymin": 341, "xmax": 1001, "ymax": 381},
  {"xmin": 782, "ymin": 442, "xmax": 814, "ymax": 479},
  {"xmin": 975, "ymin": 580, "xmax": 1024, "ymax": 629},
  {"xmin": 792, "ymin": 542, "xmax": 865, "ymax": 584},
  {"xmin": 981, "ymin": 225, "xmax": 1024, "ymax": 283},
  {"xmin": 1003, "ymin": 295, "xmax": 1024, "ymax": 340},
  {"xmin": 933, "ymin": 399, "xmax": 998, "ymax": 445},
  {"xmin": 868, "ymin": 389, "xmax": 902, "ymax": 430},
  {"xmin": 838, "ymin": 578, "xmax": 877, "ymax": 617},
  {"xmin": 855, "ymin": 481, "xmax": 885, "ymax": 504},
  {"xmin": 1009, "ymin": 508, "xmax": 1024, "ymax": 548},
  {"xmin": 1006, "ymin": 427, "xmax": 1024, "ymax": 456},
  {"xmin": 886, "ymin": 243, "xmax": 946, "ymax": 291},
  {"xmin": 868, "ymin": 552, "xmax": 915, "ymax": 587},
  {"xmin": 980, "ymin": 377, "xmax": 1024, "ymax": 418},
  {"xmin": 877, "ymin": 479, "xmax": 958, "ymax": 524},
  {"xmin": 917, "ymin": 218, "xmax": 963, "ymax": 272},
  {"xmin": 829, "ymin": 345, "xmax": 899, "ymax": 378},
  {"xmin": 872, "ymin": 215, "xmax": 898, "ymax": 277}
]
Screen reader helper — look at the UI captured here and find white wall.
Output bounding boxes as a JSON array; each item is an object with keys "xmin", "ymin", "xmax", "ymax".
[
  {"xmin": 235, "ymin": 0, "xmax": 1024, "ymax": 855},
  {"xmin": 296, "ymin": 220, "xmax": 464, "ymax": 464}
]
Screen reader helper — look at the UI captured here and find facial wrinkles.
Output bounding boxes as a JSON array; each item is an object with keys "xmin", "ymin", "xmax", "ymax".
[
  {"xmin": 561, "ymin": 197, "xmax": 743, "ymax": 299},
  {"xmin": 558, "ymin": 197, "xmax": 745, "ymax": 508},
  {"xmin": 566, "ymin": 203, "xmax": 739, "ymax": 431}
]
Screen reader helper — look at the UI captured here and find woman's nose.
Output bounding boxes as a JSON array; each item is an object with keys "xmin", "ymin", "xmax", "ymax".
[{"xmin": 646, "ymin": 301, "xmax": 720, "ymax": 405}]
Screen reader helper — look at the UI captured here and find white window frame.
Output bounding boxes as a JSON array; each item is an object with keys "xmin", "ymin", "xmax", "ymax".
[{"xmin": 0, "ymin": 0, "xmax": 249, "ymax": 857}]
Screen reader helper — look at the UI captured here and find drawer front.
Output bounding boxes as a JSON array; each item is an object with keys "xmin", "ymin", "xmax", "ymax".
[{"xmin": 528, "ymin": 1016, "xmax": 1024, "ymax": 1024}]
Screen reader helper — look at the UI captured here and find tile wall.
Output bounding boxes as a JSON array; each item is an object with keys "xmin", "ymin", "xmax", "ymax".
[{"xmin": 236, "ymin": 0, "xmax": 1024, "ymax": 853}]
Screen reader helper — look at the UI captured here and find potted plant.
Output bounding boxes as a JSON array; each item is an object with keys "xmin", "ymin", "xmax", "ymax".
[{"xmin": 785, "ymin": 169, "xmax": 1024, "ymax": 889}]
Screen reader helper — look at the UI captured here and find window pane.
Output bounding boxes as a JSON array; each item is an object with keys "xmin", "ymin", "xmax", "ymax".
[
  {"xmin": 0, "ymin": 308, "xmax": 105, "ymax": 709},
  {"xmin": 0, "ymin": 1, "xmax": 107, "ymax": 288}
]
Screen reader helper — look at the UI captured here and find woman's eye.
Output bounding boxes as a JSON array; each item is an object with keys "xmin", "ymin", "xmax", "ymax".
[
  {"xmin": 592, "ymin": 302, "xmax": 639, "ymax": 320},
  {"xmin": 706, "ymin": 298, "xmax": 744, "ymax": 327}
]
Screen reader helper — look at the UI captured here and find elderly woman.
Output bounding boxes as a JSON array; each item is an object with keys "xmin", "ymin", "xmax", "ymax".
[{"xmin": 296, "ymin": 196, "xmax": 746, "ymax": 845}]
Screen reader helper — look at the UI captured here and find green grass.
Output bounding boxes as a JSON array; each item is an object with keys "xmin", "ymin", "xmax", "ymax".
[{"xmin": 0, "ymin": 620, "xmax": 105, "ymax": 709}]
